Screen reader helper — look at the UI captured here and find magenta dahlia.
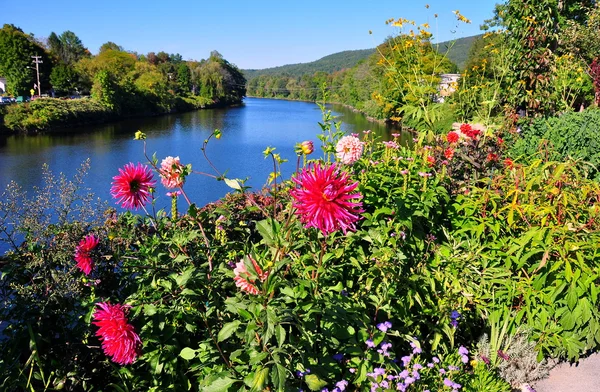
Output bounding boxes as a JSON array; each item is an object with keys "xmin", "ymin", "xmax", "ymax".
[
  {"xmin": 290, "ymin": 163, "xmax": 363, "ymax": 235},
  {"xmin": 110, "ymin": 163, "xmax": 155, "ymax": 210},
  {"xmin": 74, "ymin": 234, "xmax": 99, "ymax": 275},
  {"xmin": 92, "ymin": 302, "xmax": 142, "ymax": 365}
]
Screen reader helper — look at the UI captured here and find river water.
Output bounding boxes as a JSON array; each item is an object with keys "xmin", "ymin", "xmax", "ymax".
[{"xmin": 0, "ymin": 98, "xmax": 404, "ymax": 254}]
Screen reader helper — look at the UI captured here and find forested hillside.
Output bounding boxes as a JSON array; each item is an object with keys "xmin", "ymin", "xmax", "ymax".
[{"xmin": 243, "ymin": 49, "xmax": 376, "ymax": 79}]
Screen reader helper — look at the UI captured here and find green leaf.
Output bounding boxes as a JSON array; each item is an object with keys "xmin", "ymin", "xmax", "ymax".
[
  {"xmin": 276, "ymin": 324, "xmax": 286, "ymax": 348},
  {"xmin": 179, "ymin": 347, "xmax": 196, "ymax": 360},
  {"xmin": 305, "ymin": 374, "xmax": 328, "ymax": 391},
  {"xmin": 224, "ymin": 178, "xmax": 242, "ymax": 191},
  {"xmin": 143, "ymin": 304, "xmax": 157, "ymax": 316},
  {"xmin": 218, "ymin": 320, "xmax": 241, "ymax": 342},
  {"xmin": 202, "ymin": 376, "xmax": 237, "ymax": 392},
  {"xmin": 250, "ymin": 367, "xmax": 269, "ymax": 392}
]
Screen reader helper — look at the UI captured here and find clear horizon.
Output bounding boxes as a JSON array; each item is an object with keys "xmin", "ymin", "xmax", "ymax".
[{"xmin": 2, "ymin": 0, "xmax": 499, "ymax": 69}]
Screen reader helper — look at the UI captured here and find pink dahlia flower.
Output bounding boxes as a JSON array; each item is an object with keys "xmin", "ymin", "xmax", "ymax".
[
  {"xmin": 159, "ymin": 156, "xmax": 185, "ymax": 189},
  {"xmin": 75, "ymin": 234, "xmax": 99, "ymax": 275},
  {"xmin": 233, "ymin": 255, "xmax": 269, "ymax": 295},
  {"xmin": 336, "ymin": 135, "xmax": 363, "ymax": 165},
  {"xmin": 300, "ymin": 140, "xmax": 314, "ymax": 155},
  {"xmin": 111, "ymin": 163, "xmax": 155, "ymax": 210},
  {"xmin": 92, "ymin": 302, "xmax": 142, "ymax": 365},
  {"xmin": 290, "ymin": 163, "xmax": 363, "ymax": 235}
]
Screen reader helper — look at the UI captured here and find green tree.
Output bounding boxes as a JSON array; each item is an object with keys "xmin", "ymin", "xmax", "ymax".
[
  {"xmin": 99, "ymin": 41, "xmax": 123, "ymax": 53},
  {"xmin": 48, "ymin": 30, "xmax": 89, "ymax": 65},
  {"xmin": 50, "ymin": 64, "xmax": 79, "ymax": 96},
  {"xmin": 0, "ymin": 24, "xmax": 51, "ymax": 96},
  {"xmin": 176, "ymin": 62, "xmax": 191, "ymax": 94}
]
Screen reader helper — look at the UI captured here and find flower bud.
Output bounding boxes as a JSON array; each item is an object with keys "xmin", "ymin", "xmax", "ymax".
[{"xmin": 300, "ymin": 140, "xmax": 314, "ymax": 155}]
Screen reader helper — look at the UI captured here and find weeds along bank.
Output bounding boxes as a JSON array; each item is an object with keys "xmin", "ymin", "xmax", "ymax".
[{"xmin": 1, "ymin": 103, "xmax": 600, "ymax": 391}]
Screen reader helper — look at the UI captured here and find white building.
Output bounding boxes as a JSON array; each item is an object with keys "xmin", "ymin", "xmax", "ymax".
[
  {"xmin": 0, "ymin": 77, "xmax": 6, "ymax": 94},
  {"xmin": 436, "ymin": 73, "xmax": 461, "ymax": 103}
]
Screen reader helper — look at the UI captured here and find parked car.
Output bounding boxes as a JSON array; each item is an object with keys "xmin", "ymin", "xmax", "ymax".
[
  {"xmin": 0, "ymin": 97, "xmax": 12, "ymax": 105},
  {"xmin": 16, "ymin": 96, "xmax": 30, "ymax": 103}
]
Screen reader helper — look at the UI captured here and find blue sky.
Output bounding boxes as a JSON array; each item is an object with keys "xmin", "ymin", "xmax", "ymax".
[{"xmin": 3, "ymin": 0, "xmax": 499, "ymax": 69}]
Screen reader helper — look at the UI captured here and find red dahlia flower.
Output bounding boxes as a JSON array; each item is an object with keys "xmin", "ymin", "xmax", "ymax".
[
  {"xmin": 290, "ymin": 163, "xmax": 363, "ymax": 235},
  {"xmin": 92, "ymin": 302, "xmax": 142, "ymax": 365},
  {"xmin": 75, "ymin": 234, "xmax": 99, "ymax": 275},
  {"xmin": 447, "ymin": 131, "xmax": 459, "ymax": 144},
  {"xmin": 111, "ymin": 163, "xmax": 156, "ymax": 210},
  {"xmin": 444, "ymin": 148, "xmax": 455, "ymax": 160}
]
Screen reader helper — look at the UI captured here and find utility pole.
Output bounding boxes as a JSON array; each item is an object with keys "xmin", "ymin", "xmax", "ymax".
[{"xmin": 31, "ymin": 56, "xmax": 42, "ymax": 97}]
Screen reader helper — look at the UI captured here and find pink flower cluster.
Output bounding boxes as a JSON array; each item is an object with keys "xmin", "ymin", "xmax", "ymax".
[
  {"xmin": 290, "ymin": 163, "xmax": 363, "ymax": 235},
  {"xmin": 159, "ymin": 156, "xmax": 185, "ymax": 189},
  {"xmin": 336, "ymin": 135, "xmax": 364, "ymax": 165},
  {"xmin": 74, "ymin": 234, "xmax": 99, "ymax": 275},
  {"xmin": 92, "ymin": 302, "xmax": 142, "ymax": 365}
]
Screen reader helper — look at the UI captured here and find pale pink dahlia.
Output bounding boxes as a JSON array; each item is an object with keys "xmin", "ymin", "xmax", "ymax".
[
  {"xmin": 111, "ymin": 163, "xmax": 155, "ymax": 210},
  {"xmin": 290, "ymin": 163, "xmax": 363, "ymax": 235},
  {"xmin": 92, "ymin": 302, "xmax": 142, "ymax": 365},
  {"xmin": 159, "ymin": 156, "xmax": 185, "ymax": 189},
  {"xmin": 233, "ymin": 256, "xmax": 269, "ymax": 295},
  {"xmin": 74, "ymin": 234, "xmax": 99, "ymax": 275},
  {"xmin": 336, "ymin": 135, "xmax": 364, "ymax": 165}
]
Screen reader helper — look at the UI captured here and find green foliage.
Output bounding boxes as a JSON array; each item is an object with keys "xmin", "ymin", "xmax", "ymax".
[
  {"xmin": 3, "ymin": 97, "xmax": 114, "ymax": 132},
  {"xmin": 47, "ymin": 30, "xmax": 90, "ymax": 65},
  {"xmin": 50, "ymin": 63, "xmax": 80, "ymax": 96},
  {"xmin": 509, "ymin": 109, "xmax": 600, "ymax": 180}
]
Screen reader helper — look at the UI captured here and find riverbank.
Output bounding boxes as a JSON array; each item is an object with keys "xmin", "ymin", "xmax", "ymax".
[{"xmin": 0, "ymin": 96, "xmax": 242, "ymax": 135}]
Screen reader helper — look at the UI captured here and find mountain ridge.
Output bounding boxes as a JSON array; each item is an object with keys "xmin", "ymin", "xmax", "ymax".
[{"xmin": 243, "ymin": 34, "xmax": 482, "ymax": 79}]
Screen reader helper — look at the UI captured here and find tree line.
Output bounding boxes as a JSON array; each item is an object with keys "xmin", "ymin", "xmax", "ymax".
[{"xmin": 0, "ymin": 24, "xmax": 246, "ymax": 115}]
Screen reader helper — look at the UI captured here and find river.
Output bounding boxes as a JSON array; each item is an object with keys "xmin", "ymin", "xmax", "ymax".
[{"xmin": 0, "ymin": 98, "xmax": 404, "ymax": 251}]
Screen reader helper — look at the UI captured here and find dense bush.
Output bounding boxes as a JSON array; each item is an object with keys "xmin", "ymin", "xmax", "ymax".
[
  {"xmin": 3, "ymin": 98, "xmax": 114, "ymax": 132},
  {"xmin": 509, "ymin": 109, "xmax": 600, "ymax": 180}
]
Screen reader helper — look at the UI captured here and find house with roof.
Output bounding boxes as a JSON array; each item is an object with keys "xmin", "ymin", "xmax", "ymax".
[{"xmin": 0, "ymin": 77, "xmax": 6, "ymax": 94}]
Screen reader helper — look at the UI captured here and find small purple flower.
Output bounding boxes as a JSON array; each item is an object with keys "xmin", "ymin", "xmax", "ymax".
[
  {"xmin": 399, "ymin": 370, "xmax": 409, "ymax": 379},
  {"xmin": 427, "ymin": 362, "xmax": 434, "ymax": 368},
  {"xmin": 432, "ymin": 356, "xmax": 440, "ymax": 363},
  {"xmin": 377, "ymin": 321, "xmax": 392, "ymax": 332},
  {"xmin": 333, "ymin": 353, "xmax": 344, "ymax": 362},
  {"xmin": 349, "ymin": 368, "xmax": 356, "ymax": 374},
  {"xmin": 412, "ymin": 370, "xmax": 420, "ymax": 380},
  {"xmin": 461, "ymin": 355, "xmax": 469, "ymax": 364},
  {"xmin": 401, "ymin": 355, "xmax": 412, "ymax": 367},
  {"xmin": 458, "ymin": 346, "xmax": 468, "ymax": 356},
  {"xmin": 366, "ymin": 339, "xmax": 375, "ymax": 348},
  {"xmin": 413, "ymin": 363, "xmax": 423, "ymax": 370},
  {"xmin": 405, "ymin": 376, "xmax": 415, "ymax": 385},
  {"xmin": 448, "ymin": 365, "xmax": 459, "ymax": 371},
  {"xmin": 335, "ymin": 380, "xmax": 348, "ymax": 391},
  {"xmin": 439, "ymin": 368, "xmax": 446, "ymax": 375},
  {"xmin": 444, "ymin": 378, "xmax": 454, "ymax": 387},
  {"xmin": 341, "ymin": 290, "xmax": 348, "ymax": 297},
  {"xmin": 374, "ymin": 367, "xmax": 386, "ymax": 376},
  {"xmin": 380, "ymin": 380, "xmax": 389, "ymax": 389}
]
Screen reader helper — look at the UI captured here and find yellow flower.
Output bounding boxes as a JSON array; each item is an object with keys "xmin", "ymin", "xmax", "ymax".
[{"xmin": 421, "ymin": 23, "xmax": 430, "ymax": 29}]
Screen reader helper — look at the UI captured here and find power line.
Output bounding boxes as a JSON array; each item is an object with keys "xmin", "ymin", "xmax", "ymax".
[{"xmin": 31, "ymin": 56, "xmax": 43, "ymax": 97}]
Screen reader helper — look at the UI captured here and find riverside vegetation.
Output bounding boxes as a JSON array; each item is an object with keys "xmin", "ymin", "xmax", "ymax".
[
  {"xmin": 2, "ymin": 1, "xmax": 600, "ymax": 391},
  {"xmin": 0, "ymin": 24, "xmax": 245, "ymax": 133}
]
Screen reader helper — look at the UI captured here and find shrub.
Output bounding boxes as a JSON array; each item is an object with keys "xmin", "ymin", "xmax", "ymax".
[{"xmin": 509, "ymin": 108, "xmax": 600, "ymax": 180}]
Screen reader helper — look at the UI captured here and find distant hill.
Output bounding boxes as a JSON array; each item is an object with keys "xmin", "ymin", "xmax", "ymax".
[
  {"xmin": 434, "ymin": 34, "xmax": 483, "ymax": 70},
  {"xmin": 243, "ymin": 34, "xmax": 482, "ymax": 80},
  {"xmin": 243, "ymin": 49, "xmax": 376, "ymax": 79}
]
